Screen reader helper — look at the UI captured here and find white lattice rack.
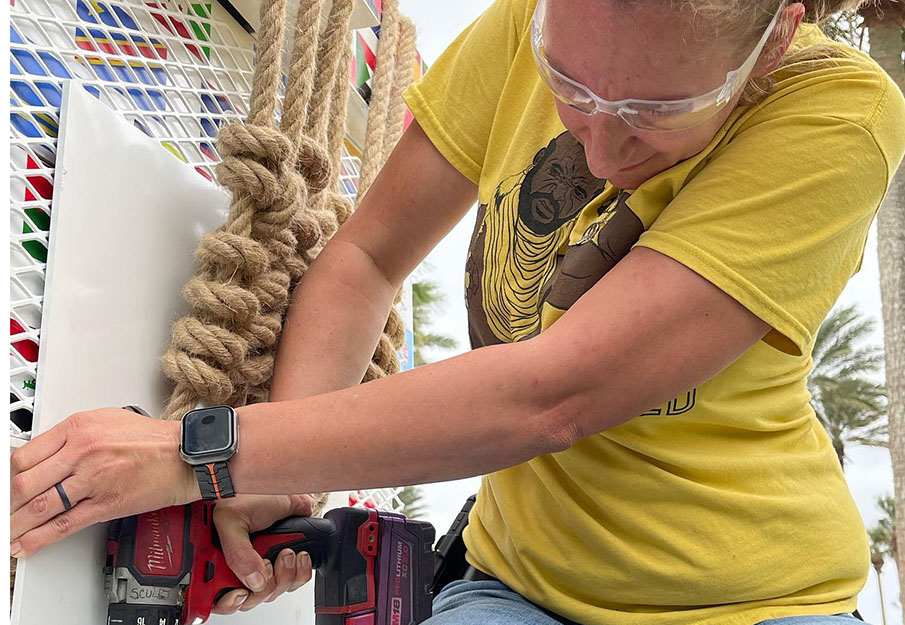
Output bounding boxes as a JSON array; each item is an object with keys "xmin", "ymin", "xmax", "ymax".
[{"xmin": 9, "ymin": 0, "xmax": 401, "ymax": 512}]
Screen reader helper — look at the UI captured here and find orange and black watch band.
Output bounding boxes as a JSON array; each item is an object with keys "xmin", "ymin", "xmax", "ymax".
[{"xmin": 193, "ymin": 461, "xmax": 235, "ymax": 500}]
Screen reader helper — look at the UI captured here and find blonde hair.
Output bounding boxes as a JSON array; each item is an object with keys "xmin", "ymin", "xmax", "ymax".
[{"xmin": 671, "ymin": 0, "xmax": 868, "ymax": 103}]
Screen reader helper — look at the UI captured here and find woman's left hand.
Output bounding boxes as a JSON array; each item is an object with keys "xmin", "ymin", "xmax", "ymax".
[{"xmin": 10, "ymin": 407, "xmax": 199, "ymax": 557}]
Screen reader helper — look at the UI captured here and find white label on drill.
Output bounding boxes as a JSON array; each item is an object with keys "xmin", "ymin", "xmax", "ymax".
[
  {"xmin": 391, "ymin": 539, "xmax": 411, "ymax": 625},
  {"xmin": 391, "ymin": 598, "xmax": 403, "ymax": 625}
]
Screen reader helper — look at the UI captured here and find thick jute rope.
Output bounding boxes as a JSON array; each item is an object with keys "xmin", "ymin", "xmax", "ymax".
[
  {"xmin": 12, "ymin": 4, "xmax": 420, "ymax": 603},
  {"xmin": 161, "ymin": 0, "xmax": 327, "ymax": 419},
  {"xmin": 300, "ymin": 0, "xmax": 355, "ymax": 262},
  {"xmin": 244, "ymin": 0, "xmax": 330, "ymax": 403},
  {"xmin": 355, "ymin": 0, "xmax": 401, "ymax": 205},
  {"xmin": 328, "ymin": 43, "xmax": 355, "ymax": 199},
  {"xmin": 155, "ymin": 0, "xmax": 412, "ymax": 515},
  {"xmin": 383, "ymin": 17, "xmax": 417, "ymax": 160},
  {"xmin": 293, "ymin": 0, "xmax": 416, "ymax": 515},
  {"xmin": 359, "ymin": 8, "xmax": 418, "ymax": 383}
]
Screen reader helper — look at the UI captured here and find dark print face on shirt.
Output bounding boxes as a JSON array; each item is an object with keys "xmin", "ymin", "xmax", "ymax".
[
  {"xmin": 518, "ymin": 133, "xmax": 599, "ymax": 236},
  {"xmin": 465, "ymin": 131, "xmax": 643, "ymax": 348}
]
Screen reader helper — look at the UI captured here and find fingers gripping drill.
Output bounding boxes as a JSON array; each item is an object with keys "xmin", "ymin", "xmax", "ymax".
[{"xmin": 105, "ymin": 407, "xmax": 436, "ymax": 625}]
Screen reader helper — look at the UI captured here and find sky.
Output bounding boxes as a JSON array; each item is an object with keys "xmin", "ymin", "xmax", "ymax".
[{"xmin": 396, "ymin": 2, "xmax": 899, "ymax": 623}]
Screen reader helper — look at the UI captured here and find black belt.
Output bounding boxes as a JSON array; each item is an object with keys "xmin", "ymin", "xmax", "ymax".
[{"xmin": 462, "ymin": 564, "xmax": 498, "ymax": 582}]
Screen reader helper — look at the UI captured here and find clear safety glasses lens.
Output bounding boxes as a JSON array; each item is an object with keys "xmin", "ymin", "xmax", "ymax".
[{"xmin": 530, "ymin": 0, "xmax": 787, "ymax": 132}]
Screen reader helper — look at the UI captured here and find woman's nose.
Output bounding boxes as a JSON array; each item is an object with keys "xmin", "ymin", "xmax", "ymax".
[{"xmin": 582, "ymin": 113, "xmax": 632, "ymax": 178}]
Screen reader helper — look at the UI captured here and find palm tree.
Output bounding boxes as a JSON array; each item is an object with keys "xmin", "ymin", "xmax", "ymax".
[
  {"xmin": 820, "ymin": 9, "xmax": 865, "ymax": 49},
  {"xmin": 869, "ymin": 527, "xmax": 891, "ymax": 625},
  {"xmin": 412, "ymin": 280, "xmax": 457, "ymax": 366},
  {"xmin": 877, "ymin": 495, "xmax": 897, "ymax": 560},
  {"xmin": 808, "ymin": 306, "xmax": 888, "ymax": 468},
  {"xmin": 399, "ymin": 485, "xmax": 427, "ymax": 519},
  {"xmin": 868, "ymin": 495, "xmax": 896, "ymax": 625},
  {"xmin": 858, "ymin": 2, "xmax": 905, "ymax": 609}
]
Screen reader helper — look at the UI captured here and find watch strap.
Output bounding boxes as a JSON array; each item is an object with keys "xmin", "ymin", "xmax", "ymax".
[{"xmin": 193, "ymin": 461, "xmax": 236, "ymax": 500}]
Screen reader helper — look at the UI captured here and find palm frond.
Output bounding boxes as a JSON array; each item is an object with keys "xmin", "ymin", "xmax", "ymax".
[
  {"xmin": 419, "ymin": 333, "xmax": 457, "ymax": 349},
  {"xmin": 821, "ymin": 10, "xmax": 866, "ymax": 49},
  {"xmin": 398, "ymin": 485, "xmax": 427, "ymax": 519},
  {"xmin": 412, "ymin": 278, "xmax": 457, "ymax": 366},
  {"xmin": 878, "ymin": 496, "xmax": 895, "ymax": 531},
  {"xmin": 812, "ymin": 306, "xmax": 878, "ymax": 376},
  {"xmin": 810, "ymin": 306, "xmax": 887, "ymax": 465}
]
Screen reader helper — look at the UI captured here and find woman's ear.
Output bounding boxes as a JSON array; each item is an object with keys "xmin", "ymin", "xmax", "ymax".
[{"xmin": 752, "ymin": 2, "xmax": 806, "ymax": 78}]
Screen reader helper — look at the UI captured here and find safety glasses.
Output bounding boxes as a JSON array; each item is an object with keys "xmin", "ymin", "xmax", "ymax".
[{"xmin": 530, "ymin": 0, "xmax": 789, "ymax": 131}]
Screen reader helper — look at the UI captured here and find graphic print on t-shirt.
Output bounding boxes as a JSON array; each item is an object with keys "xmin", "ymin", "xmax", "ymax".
[{"xmin": 465, "ymin": 131, "xmax": 643, "ymax": 348}]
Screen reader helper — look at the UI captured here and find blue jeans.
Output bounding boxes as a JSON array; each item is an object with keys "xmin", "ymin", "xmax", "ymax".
[{"xmin": 424, "ymin": 580, "xmax": 868, "ymax": 625}]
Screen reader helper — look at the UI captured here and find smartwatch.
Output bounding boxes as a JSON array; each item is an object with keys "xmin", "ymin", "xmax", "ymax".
[{"xmin": 179, "ymin": 405, "xmax": 238, "ymax": 500}]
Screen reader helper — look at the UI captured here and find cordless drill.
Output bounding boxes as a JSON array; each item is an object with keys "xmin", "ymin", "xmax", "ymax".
[{"xmin": 104, "ymin": 501, "xmax": 436, "ymax": 625}]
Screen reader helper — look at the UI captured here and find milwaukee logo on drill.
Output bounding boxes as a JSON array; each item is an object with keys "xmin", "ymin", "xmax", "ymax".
[
  {"xmin": 134, "ymin": 506, "xmax": 184, "ymax": 577},
  {"xmin": 145, "ymin": 512, "xmax": 174, "ymax": 572}
]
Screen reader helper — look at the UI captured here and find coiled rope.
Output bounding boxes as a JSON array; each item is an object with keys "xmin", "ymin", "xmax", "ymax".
[
  {"xmin": 162, "ymin": 0, "xmax": 417, "ymax": 415},
  {"xmin": 157, "ymin": 0, "xmax": 417, "ymax": 512},
  {"xmin": 161, "ymin": 0, "xmax": 328, "ymax": 418}
]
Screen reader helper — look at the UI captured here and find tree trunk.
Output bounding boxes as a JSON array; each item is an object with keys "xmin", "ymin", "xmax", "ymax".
[
  {"xmin": 876, "ymin": 563, "xmax": 888, "ymax": 625},
  {"xmin": 868, "ymin": 19, "xmax": 905, "ymax": 620}
]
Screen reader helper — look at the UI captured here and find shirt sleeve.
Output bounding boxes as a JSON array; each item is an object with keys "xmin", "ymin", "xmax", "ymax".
[
  {"xmin": 403, "ymin": 0, "xmax": 530, "ymax": 184},
  {"xmin": 634, "ymin": 84, "xmax": 903, "ymax": 356}
]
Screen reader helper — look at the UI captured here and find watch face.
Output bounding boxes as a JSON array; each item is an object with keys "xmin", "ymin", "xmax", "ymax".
[{"xmin": 182, "ymin": 406, "xmax": 236, "ymax": 457}]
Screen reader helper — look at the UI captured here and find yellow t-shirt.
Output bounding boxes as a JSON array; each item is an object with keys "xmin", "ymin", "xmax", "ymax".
[{"xmin": 404, "ymin": 2, "xmax": 905, "ymax": 624}]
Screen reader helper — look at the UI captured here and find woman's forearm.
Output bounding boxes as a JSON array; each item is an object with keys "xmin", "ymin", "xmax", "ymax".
[
  {"xmin": 261, "ymin": 120, "xmax": 488, "ymax": 492},
  {"xmin": 270, "ymin": 120, "xmax": 477, "ymax": 402},
  {"xmin": 233, "ymin": 341, "xmax": 575, "ymax": 494}
]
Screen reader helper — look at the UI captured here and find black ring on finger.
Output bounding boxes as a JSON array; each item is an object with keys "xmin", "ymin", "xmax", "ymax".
[{"xmin": 54, "ymin": 482, "xmax": 72, "ymax": 510}]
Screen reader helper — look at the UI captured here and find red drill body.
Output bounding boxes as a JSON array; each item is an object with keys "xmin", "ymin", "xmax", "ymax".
[{"xmin": 104, "ymin": 501, "xmax": 435, "ymax": 625}]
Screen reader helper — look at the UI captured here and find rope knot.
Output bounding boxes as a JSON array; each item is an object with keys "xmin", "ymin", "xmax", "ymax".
[
  {"xmin": 292, "ymin": 210, "xmax": 322, "ymax": 250},
  {"xmin": 183, "ymin": 277, "xmax": 260, "ymax": 325},
  {"xmin": 249, "ymin": 168, "xmax": 303, "ymax": 231},
  {"xmin": 197, "ymin": 231, "xmax": 270, "ymax": 280},
  {"xmin": 296, "ymin": 135, "xmax": 332, "ymax": 194},
  {"xmin": 325, "ymin": 191, "xmax": 353, "ymax": 225},
  {"xmin": 217, "ymin": 123, "xmax": 293, "ymax": 163},
  {"xmin": 162, "ymin": 0, "xmax": 405, "ymax": 425}
]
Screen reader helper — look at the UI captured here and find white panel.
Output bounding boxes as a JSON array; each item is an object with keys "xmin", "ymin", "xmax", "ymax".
[
  {"xmin": 11, "ymin": 81, "xmax": 317, "ymax": 625},
  {"xmin": 10, "ymin": 0, "xmax": 374, "ymax": 439},
  {"xmin": 8, "ymin": 0, "xmax": 260, "ymax": 440}
]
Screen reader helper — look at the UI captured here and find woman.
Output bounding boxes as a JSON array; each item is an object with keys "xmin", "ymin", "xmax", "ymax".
[{"xmin": 10, "ymin": 0, "xmax": 904, "ymax": 623}]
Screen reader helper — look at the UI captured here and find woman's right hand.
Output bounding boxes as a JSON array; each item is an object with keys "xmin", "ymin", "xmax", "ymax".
[{"xmin": 211, "ymin": 494, "xmax": 316, "ymax": 615}]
